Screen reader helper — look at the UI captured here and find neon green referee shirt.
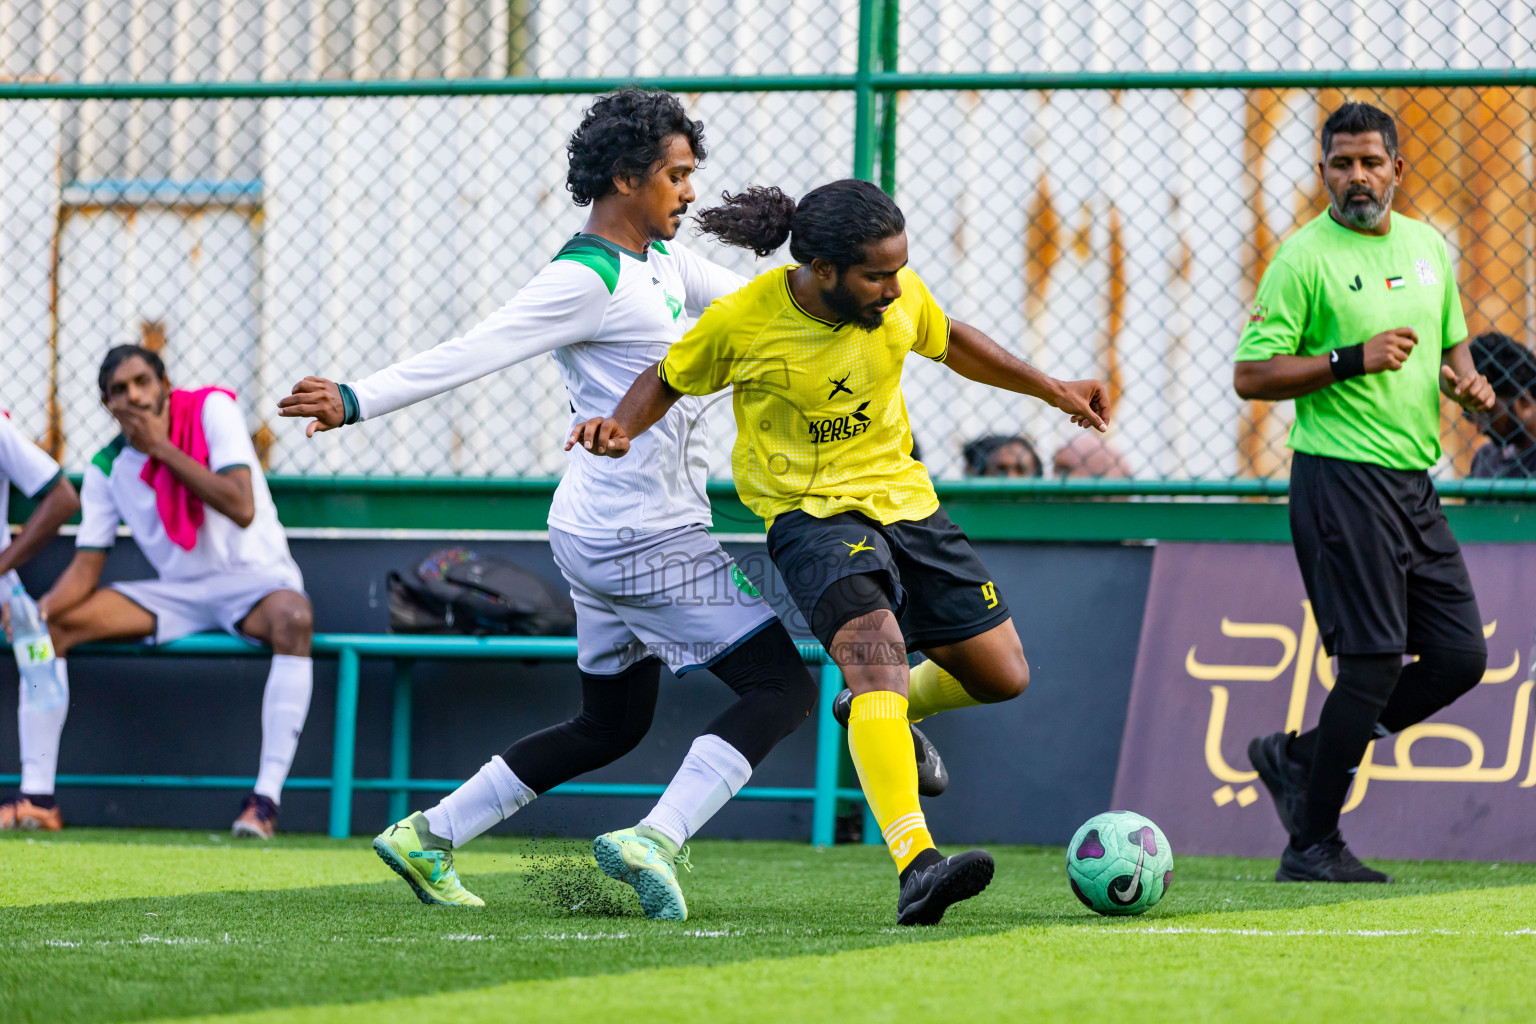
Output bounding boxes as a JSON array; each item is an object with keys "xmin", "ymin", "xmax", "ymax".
[{"xmin": 1235, "ymin": 211, "xmax": 1468, "ymax": 471}]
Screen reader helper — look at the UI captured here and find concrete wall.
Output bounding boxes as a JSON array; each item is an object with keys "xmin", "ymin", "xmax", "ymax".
[{"xmin": 3, "ymin": 535, "xmax": 1152, "ymax": 844}]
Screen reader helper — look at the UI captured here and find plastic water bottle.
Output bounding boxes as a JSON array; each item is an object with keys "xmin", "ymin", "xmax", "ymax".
[{"xmin": 9, "ymin": 580, "xmax": 66, "ymax": 712}]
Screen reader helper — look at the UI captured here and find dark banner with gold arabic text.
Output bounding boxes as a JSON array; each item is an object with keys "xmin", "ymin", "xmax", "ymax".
[{"xmin": 1112, "ymin": 543, "xmax": 1536, "ymax": 861}]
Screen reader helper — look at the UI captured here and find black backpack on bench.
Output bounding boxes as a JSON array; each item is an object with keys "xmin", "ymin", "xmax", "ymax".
[{"xmin": 387, "ymin": 548, "xmax": 576, "ymax": 636}]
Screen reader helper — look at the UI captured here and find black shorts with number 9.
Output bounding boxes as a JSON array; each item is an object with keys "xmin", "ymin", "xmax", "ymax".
[{"xmin": 766, "ymin": 506, "xmax": 1011, "ymax": 651}]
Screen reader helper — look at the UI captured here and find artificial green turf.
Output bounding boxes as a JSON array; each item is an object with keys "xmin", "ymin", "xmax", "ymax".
[{"xmin": 2, "ymin": 830, "xmax": 1534, "ymax": 1024}]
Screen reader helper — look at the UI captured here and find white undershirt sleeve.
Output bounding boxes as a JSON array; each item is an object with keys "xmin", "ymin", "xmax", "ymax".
[
  {"xmin": 670, "ymin": 243, "xmax": 748, "ymax": 318},
  {"xmin": 348, "ymin": 261, "xmax": 611, "ymax": 422}
]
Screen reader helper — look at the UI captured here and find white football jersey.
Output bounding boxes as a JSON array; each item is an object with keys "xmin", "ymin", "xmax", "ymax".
[
  {"xmin": 347, "ymin": 235, "xmax": 745, "ymax": 537},
  {"xmin": 0, "ymin": 413, "xmax": 64, "ymax": 560},
  {"xmin": 77, "ymin": 391, "xmax": 302, "ymax": 588}
]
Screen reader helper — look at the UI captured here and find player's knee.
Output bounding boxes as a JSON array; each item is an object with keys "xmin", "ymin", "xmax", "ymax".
[
  {"xmin": 572, "ymin": 704, "xmax": 653, "ymax": 757},
  {"xmin": 268, "ymin": 601, "xmax": 313, "ymax": 654},
  {"xmin": 990, "ymin": 653, "xmax": 1030, "ymax": 701},
  {"xmin": 48, "ymin": 624, "xmax": 79, "ymax": 657},
  {"xmin": 788, "ymin": 667, "xmax": 819, "ymax": 721},
  {"xmin": 759, "ymin": 665, "xmax": 819, "ymax": 727},
  {"xmin": 608, "ymin": 712, "xmax": 653, "ymax": 756},
  {"xmin": 46, "ymin": 606, "xmax": 90, "ymax": 656},
  {"xmin": 966, "ymin": 645, "xmax": 1029, "ymax": 703},
  {"xmin": 1428, "ymin": 646, "xmax": 1487, "ymax": 699}
]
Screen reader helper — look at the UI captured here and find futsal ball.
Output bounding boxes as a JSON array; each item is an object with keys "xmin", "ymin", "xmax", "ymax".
[{"xmin": 1065, "ymin": 810, "xmax": 1172, "ymax": 916}]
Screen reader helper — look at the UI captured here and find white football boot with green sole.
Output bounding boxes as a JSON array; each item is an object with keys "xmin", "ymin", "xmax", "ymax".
[
  {"xmin": 372, "ymin": 812, "xmax": 484, "ymax": 906},
  {"xmin": 593, "ymin": 825, "xmax": 691, "ymax": 920}
]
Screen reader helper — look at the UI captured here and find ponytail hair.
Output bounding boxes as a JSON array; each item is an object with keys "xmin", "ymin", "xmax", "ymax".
[
  {"xmin": 693, "ymin": 185, "xmax": 796, "ymax": 257},
  {"xmin": 696, "ymin": 178, "xmax": 905, "ymax": 270}
]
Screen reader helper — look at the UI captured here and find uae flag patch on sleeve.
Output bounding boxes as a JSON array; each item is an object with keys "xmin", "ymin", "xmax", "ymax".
[{"xmin": 1386, "ymin": 276, "xmax": 1407, "ymax": 290}]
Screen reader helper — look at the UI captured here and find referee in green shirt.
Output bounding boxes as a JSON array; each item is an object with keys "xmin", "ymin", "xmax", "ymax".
[{"xmin": 1233, "ymin": 102, "xmax": 1495, "ymax": 883}]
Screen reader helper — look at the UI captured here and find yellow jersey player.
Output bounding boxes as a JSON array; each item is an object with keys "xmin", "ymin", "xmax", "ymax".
[{"xmin": 569, "ymin": 179, "xmax": 1109, "ymax": 925}]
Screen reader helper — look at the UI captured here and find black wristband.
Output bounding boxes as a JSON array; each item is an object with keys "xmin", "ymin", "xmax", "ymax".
[
  {"xmin": 1330, "ymin": 343, "xmax": 1366, "ymax": 381},
  {"xmin": 339, "ymin": 383, "xmax": 361, "ymax": 425}
]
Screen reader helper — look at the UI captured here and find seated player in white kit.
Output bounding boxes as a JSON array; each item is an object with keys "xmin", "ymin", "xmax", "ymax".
[
  {"xmin": 36, "ymin": 345, "xmax": 315, "ymax": 839},
  {"xmin": 0, "ymin": 411, "xmax": 80, "ymax": 830},
  {"xmin": 278, "ymin": 89, "xmax": 828, "ymax": 920}
]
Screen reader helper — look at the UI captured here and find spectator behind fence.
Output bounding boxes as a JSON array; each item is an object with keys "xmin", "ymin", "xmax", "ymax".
[
  {"xmin": 1052, "ymin": 432, "xmax": 1132, "ymax": 479},
  {"xmin": 1468, "ymin": 332, "xmax": 1536, "ymax": 479},
  {"xmin": 962, "ymin": 435, "xmax": 1042, "ymax": 478},
  {"xmin": 32, "ymin": 345, "xmax": 315, "ymax": 839}
]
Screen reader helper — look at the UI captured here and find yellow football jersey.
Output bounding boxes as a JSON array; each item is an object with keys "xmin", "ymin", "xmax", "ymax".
[{"xmin": 658, "ymin": 265, "xmax": 950, "ymax": 528}]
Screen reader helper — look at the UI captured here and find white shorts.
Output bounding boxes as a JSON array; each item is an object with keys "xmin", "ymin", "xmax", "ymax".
[
  {"xmin": 112, "ymin": 571, "xmax": 306, "ymax": 645},
  {"xmin": 549, "ymin": 524, "xmax": 779, "ymax": 677}
]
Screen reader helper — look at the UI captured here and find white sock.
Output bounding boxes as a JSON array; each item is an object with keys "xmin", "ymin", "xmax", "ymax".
[
  {"xmin": 18, "ymin": 658, "xmax": 68, "ymax": 796},
  {"xmin": 254, "ymin": 655, "xmax": 313, "ymax": 803},
  {"xmin": 423, "ymin": 755, "xmax": 535, "ymax": 847},
  {"xmin": 639, "ymin": 734, "xmax": 753, "ymax": 847}
]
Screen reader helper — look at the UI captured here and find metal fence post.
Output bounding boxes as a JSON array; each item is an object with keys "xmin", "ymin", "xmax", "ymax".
[
  {"xmin": 852, "ymin": 0, "xmax": 879, "ymax": 181},
  {"xmin": 812, "ymin": 659, "xmax": 845, "ymax": 846},
  {"xmin": 329, "ymin": 645, "xmax": 361, "ymax": 839},
  {"xmin": 387, "ymin": 659, "xmax": 414, "ymax": 823},
  {"xmin": 877, "ymin": 0, "xmax": 899, "ymax": 194}
]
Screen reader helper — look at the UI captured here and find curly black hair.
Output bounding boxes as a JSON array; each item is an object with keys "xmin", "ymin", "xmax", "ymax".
[
  {"xmin": 565, "ymin": 89, "xmax": 706, "ymax": 207},
  {"xmin": 694, "ymin": 179, "xmax": 904, "ymax": 270}
]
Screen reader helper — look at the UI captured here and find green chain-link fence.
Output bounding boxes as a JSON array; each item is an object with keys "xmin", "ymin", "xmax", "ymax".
[{"xmin": 2, "ymin": 0, "xmax": 1534, "ymax": 492}]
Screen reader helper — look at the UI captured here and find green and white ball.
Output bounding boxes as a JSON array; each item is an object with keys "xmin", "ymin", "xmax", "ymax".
[{"xmin": 1066, "ymin": 811, "xmax": 1172, "ymax": 916}]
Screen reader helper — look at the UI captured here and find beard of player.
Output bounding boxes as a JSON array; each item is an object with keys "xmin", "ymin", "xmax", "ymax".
[
  {"xmin": 1329, "ymin": 178, "xmax": 1394, "ymax": 232},
  {"xmin": 822, "ymin": 273, "xmax": 886, "ymax": 330}
]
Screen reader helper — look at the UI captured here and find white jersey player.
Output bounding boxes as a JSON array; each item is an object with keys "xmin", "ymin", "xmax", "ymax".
[
  {"xmin": 280, "ymin": 89, "xmax": 818, "ymax": 921},
  {"xmin": 37, "ymin": 346, "xmax": 315, "ymax": 839},
  {"xmin": 0, "ymin": 412, "xmax": 80, "ymax": 831}
]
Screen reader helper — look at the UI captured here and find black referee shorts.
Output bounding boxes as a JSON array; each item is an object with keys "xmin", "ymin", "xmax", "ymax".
[
  {"xmin": 1289, "ymin": 452, "xmax": 1484, "ymax": 658},
  {"xmin": 766, "ymin": 506, "xmax": 1011, "ymax": 651}
]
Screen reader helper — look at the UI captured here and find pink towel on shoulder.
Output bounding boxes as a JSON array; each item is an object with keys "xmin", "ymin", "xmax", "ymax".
[{"xmin": 139, "ymin": 386, "xmax": 237, "ymax": 551}]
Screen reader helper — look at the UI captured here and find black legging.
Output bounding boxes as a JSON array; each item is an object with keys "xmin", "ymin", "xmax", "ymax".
[
  {"xmin": 502, "ymin": 621, "xmax": 817, "ymax": 793},
  {"xmin": 1293, "ymin": 645, "xmax": 1486, "ymax": 846}
]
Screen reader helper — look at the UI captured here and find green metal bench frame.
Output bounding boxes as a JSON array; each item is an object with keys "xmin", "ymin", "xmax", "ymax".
[{"xmin": 2, "ymin": 633, "xmax": 878, "ymax": 845}]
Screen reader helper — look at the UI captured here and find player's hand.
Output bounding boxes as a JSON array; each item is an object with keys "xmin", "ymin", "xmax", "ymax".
[
  {"xmin": 1441, "ymin": 365, "xmax": 1495, "ymax": 412},
  {"xmin": 119, "ymin": 401, "xmax": 172, "ymax": 457},
  {"xmin": 277, "ymin": 377, "xmax": 346, "ymax": 438},
  {"xmin": 565, "ymin": 417, "xmax": 631, "ymax": 457},
  {"xmin": 1364, "ymin": 328, "xmax": 1417, "ymax": 372},
  {"xmin": 1052, "ymin": 379, "xmax": 1111, "ymax": 431},
  {"xmin": 0, "ymin": 595, "xmax": 40, "ymax": 642}
]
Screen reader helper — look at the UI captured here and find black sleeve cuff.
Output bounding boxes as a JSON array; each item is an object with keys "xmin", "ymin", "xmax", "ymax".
[
  {"xmin": 1330, "ymin": 343, "xmax": 1366, "ymax": 381},
  {"xmin": 339, "ymin": 383, "xmax": 361, "ymax": 425}
]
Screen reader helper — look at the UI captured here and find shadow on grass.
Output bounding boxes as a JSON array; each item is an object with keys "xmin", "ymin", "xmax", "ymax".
[{"xmin": 5, "ymin": 835, "xmax": 1535, "ymax": 1024}]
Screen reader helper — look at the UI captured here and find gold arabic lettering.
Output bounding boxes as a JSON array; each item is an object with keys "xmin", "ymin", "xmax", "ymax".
[{"xmin": 1190, "ymin": 603, "xmax": 1535, "ymax": 810}]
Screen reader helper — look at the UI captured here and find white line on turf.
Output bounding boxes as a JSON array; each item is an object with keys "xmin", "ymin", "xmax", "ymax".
[
  {"xmin": 1079, "ymin": 927, "xmax": 1536, "ymax": 937},
  {"xmin": 25, "ymin": 925, "xmax": 820, "ymax": 951}
]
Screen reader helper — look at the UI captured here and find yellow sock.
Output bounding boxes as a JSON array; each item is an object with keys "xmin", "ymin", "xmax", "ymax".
[
  {"xmin": 906, "ymin": 659, "xmax": 982, "ymax": 722},
  {"xmin": 847, "ymin": 691, "xmax": 935, "ymax": 873}
]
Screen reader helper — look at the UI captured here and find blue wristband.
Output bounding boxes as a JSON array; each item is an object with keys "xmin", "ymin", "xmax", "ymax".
[{"xmin": 339, "ymin": 383, "xmax": 361, "ymax": 425}]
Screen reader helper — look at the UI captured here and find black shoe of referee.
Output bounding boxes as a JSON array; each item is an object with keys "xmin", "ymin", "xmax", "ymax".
[
  {"xmin": 832, "ymin": 688, "xmax": 949, "ymax": 797},
  {"xmin": 896, "ymin": 849, "xmax": 995, "ymax": 926},
  {"xmin": 1276, "ymin": 832, "xmax": 1393, "ymax": 883},
  {"xmin": 1248, "ymin": 731, "xmax": 1307, "ymax": 836}
]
